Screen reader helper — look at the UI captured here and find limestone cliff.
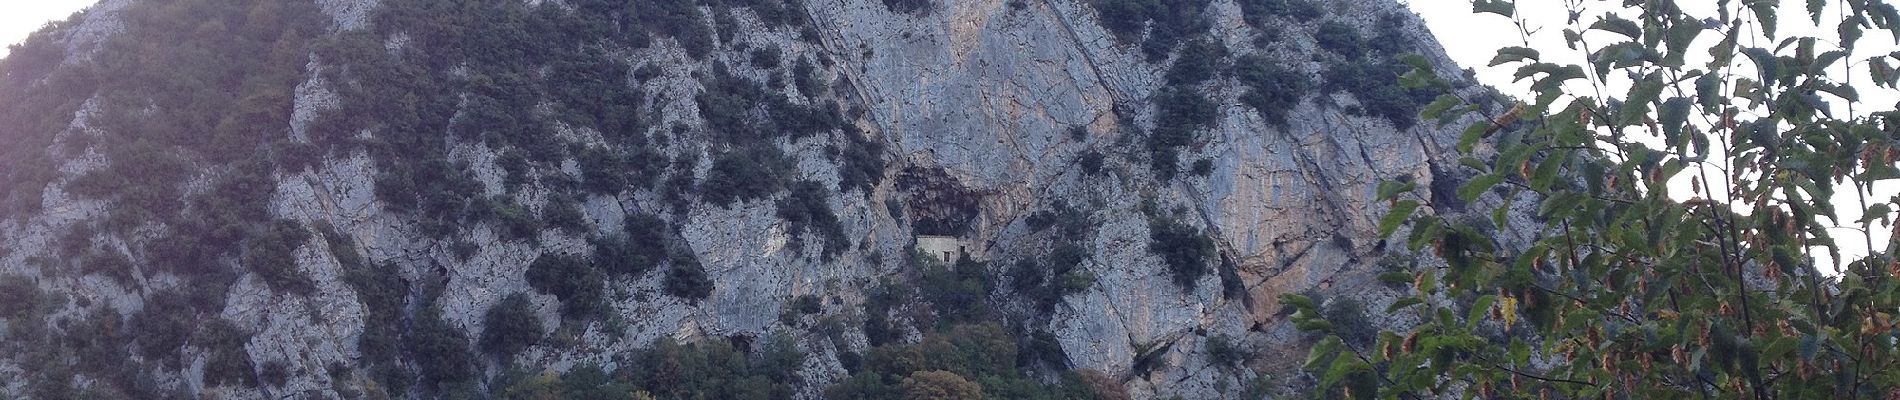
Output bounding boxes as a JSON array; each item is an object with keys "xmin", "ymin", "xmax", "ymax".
[{"xmin": 0, "ymin": 0, "xmax": 1495, "ymax": 398}]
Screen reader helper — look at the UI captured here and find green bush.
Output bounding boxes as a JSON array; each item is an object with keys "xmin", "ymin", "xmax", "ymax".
[
  {"xmin": 1236, "ymin": 0, "xmax": 1322, "ymax": 25},
  {"xmin": 406, "ymin": 305, "xmax": 478, "ymax": 388},
  {"xmin": 919, "ymin": 258, "xmax": 995, "ymax": 325},
  {"xmin": 197, "ymin": 319, "xmax": 257, "ymax": 388},
  {"xmin": 1203, "ymin": 335, "xmax": 1249, "ymax": 368},
  {"xmin": 1147, "ymin": 218, "xmax": 1216, "ymax": 290},
  {"xmin": 592, "ymin": 213, "xmax": 669, "ymax": 277},
  {"xmin": 1314, "ymin": 21, "xmax": 1366, "ymax": 58},
  {"xmin": 750, "ymin": 45, "xmax": 783, "ymax": 69},
  {"xmin": 542, "ymin": 195, "xmax": 590, "ymax": 234},
  {"xmin": 1089, "ymin": 0, "xmax": 1213, "ymax": 60},
  {"xmin": 1078, "ymin": 150, "xmax": 1105, "ymax": 176},
  {"xmin": 576, "ymin": 147, "xmax": 628, "ymax": 195},
  {"xmin": 1322, "ymin": 58, "xmax": 1431, "ymax": 129},
  {"xmin": 1162, "ymin": 39, "xmax": 1226, "ymax": 86},
  {"xmin": 837, "ymin": 128, "xmax": 888, "ymax": 194},
  {"xmin": 487, "ymin": 196, "xmax": 544, "ymax": 241},
  {"xmin": 1322, "ymin": 298, "xmax": 1375, "ymax": 347},
  {"xmin": 702, "ymin": 145, "xmax": 792, "ymax": 206},
  {"xmin": 480, "ymin": 293, "xmax": 543, "ymax": 359},
  {"xmin": 1148, "ymin": 86, "xmax": 1218, "ymax": 178},
  {"xmin": 0, "ymin": 275, "xmax": 42, "ymax": 319},
  {"xmin": 882, "ymin": 0, "xmax": 932, "ymax": 14},
  {"xmin": 526, "ymin": 254, "xmax": 607, "ymax": 320},
  {"xmin": 242, "ymin": 220, "xmax": 315, "ymax": 295},
  {"xmin": 776, "ymin": 180, "xmax": 850, "ymax": 259},
  {"xmin": 1233, "ymin": 54, "xmax": 1310, "ymax": 127},
  {"xmin": 259, "ymin": 360, "xmax": 290, "ymax": 387},
  {"xmin": 664, "ymin": 260, "xmax": 715, "ymax": 301},
  {"xmin": 793, "ymin": 57, "xmax": 825, "ymax": 98}
]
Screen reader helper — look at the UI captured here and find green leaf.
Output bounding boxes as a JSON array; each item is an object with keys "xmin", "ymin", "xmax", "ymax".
[
  {"xmin": 1842, "ymin": 17, "xmax": 1865, "ymax": 53},
  {"xmin": 1378, "ymin": 271, "xmax": 1414, "ymax": 285},
  {"xmin": 1742, "ymin": 47, "xmax": 1781, "ymax": 82},
  {"xmin": 1472, "ymin": 0, "xmax": 1515, "ymax": 17},
  {"xmin": 1320, "ymin": 357, "xmax": 1366, "ymax": 389},
  {"xmin": 1818, "ymin": 82, "xmax": 1860, "ymax": 101},
  {"xmin": 1388, "ymin": 297, "xmax": 1426, "ymax": 313},
  {"xmin": 1762, "ymin": 336, "xmax": 1799, "ymax": 361},
  {"xmin": 1296, "ymin": 319, "xmax": 1335, "ymax": 332},
  {"xmin": 1658, "ymin": 97, "xmax": 1693, "ymax": 143},
  {"xmin": 1457, "ymin": 121, "xmax": 1489, "ymax": 153},
  {"xmin": 1467, "ymin": 295, "xmax": 1497, "ymax": 329},
  {"xmin": 1590, "ymin": 15, "xmax": 1643, "ymax": 38},
  {"xmin": 1457, "ymin": 173, "xmax": 1505, "ymax": 202},
  {"xmin": 1420, "ymin": 94, "xmax": 1462, "ymax": 125},
  {"xmin": 1751, "ymin": 0, "xmax": 1780, "ymax": 39},
  {"xmin": 1860, "ymin": 203, "xmax": 1893, "ymax": 224},
  {"xmin": 1529, "ymin": 150, "xmax": 1569, "ymax": 192},
  {"xmin": 1380, "ymin": 200, "xmax": 1421, "ymax": 237},
  {"xmin": 1537, "ymin": 192, "xmax": 1585, "ymax": 219},
  {"xmin": 1280, "ymin": 293, "xmax": 1319, "ymax": 311},
  {"xmin": 1871, "ymin": 57, "xmax": 1898, "ymax": 88},
  {"xmin": 1488, "ymin": 46, "xmax": 1541, "ymax": 66},
  {"xmin": 1809, "ymin": 0, "xmax": 1826, "ymax": 24},
  {"xmin": 1305, "ymin": 336, "xmax": 1343, "ymax": 370},
  {"xmin": 1620, "ymin": 77, "xmax": 1666, "ymax": 125},
  {"xmin": 1377, "ymin": 180, "xmax": 1417, "ymax": 200},
  {"xmin": 1813, "ymin": 50, "xmax": 1848, "ymax": 74}
]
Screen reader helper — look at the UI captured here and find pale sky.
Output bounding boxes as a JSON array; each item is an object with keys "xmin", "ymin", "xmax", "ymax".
[{"xmin": 0, "ymin": 0, "xmax": 94, "ymax": 58}]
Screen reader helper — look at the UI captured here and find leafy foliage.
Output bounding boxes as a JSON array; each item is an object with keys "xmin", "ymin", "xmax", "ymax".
[
  {"xmin": 481, "ymin": 293, "xmax": 543, "ymax": 360},
  {"xmin": 777, "ymin": 180, "xmax": 850, "ymax": 259},
  {"xmin": 1147, "ymin": 218, "xmax": 1216, "ymax": 290},
  {"xmin": 1288, "ymin": 1, "xmax": 1900, "ymax": 398},
  {"xmin": 664, "ymin": 253, "xmax": 715, "ymax": 301},
  {"xmin": 527, "ymin": 254, "xmax": 608, "ymax": 320},
  {"xmin": 593, "ymin": 214, "xmax": 671, "ymax": 277}
]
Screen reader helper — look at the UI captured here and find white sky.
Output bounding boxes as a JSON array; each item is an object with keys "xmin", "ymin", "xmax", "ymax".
[
  {"xmin": 0, "ymin": 0, "xmax": 94, "ymax": 58},
  {"xmin": 0, "ymin": 0, "xmax": 1892, "ymax": 267}
]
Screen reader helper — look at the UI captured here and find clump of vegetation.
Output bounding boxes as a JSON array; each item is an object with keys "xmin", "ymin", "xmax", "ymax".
[
  {"xmin": 197, "ymin": 319, "xmax": 258, "ymax": 388},
  {"xmin": 0, "ymin": 275, "xmax": 42, "ymax": 319},
  {"xmin": 1314, "ymin": 21, "xmax": 1366, "ymax": 58},
  {"xmin": 592, "ymin": 213, "xmax": 670, "ymax": 277},
  {"xmin": 701, "ymin": 145, "xmax": 793, "ymax": 207},
  {"xmin": 776, "ymin": 180, "xmax": 850, "ymax": 259},
  {"xmin": 664, "ymin": 252, "xmax": 714, "ymax": 300},
  {"xmin": 919, "ymin": 257, "xmax": 997, "ymax": 325},
  {"xmin": 882, "ymin": 0, "xmax": 932, "ymax": 14},
  {"xmin": 749, "ymin": 45, "xmax": 783, "ymax": 69},
  {"xmin": 1236, "ymin": 0, "xmax": 1322, "ymax": 25},
  {"xmin": 1311, "ymin": 17, "xmax": 1433, "ymax": 129},
  {"xmin": 1233, "ymin": 54, "xmax": 1310, "ymax": 127},
  {"xmin": 480, "ymin": 293, "xmax": 544, "ymax": 360},
  {"xmin": 1078, "ymin": 150, "xmax": 1105, "ymax": 176},
  {"xmin": 1148, "ymin": 87, "xmax": 1219, "ymax": 178},
  {"xmin": 498, "ymin": 333, "xmax": 804, "ymax": 399},
  {"xmin": 1147, "ymin": 218, "xmax": 1216, "ymax": 290},
  {"xmin": 526, "ymin": 254, "xmax": 607, "ymax": 320},
  {"xmin": 1203, "ymin": 334, "xmax": 1250, "ymax": 369},
  {"xmin": 242, "ymin": 220, "xmax": 316, "ymax": 295},
  {"xmin": 405, "ymin": 303, "xmax": 479, "ymax": 390},
  {"xmin": 1089, "ymin": 0, "xmax": 1214, "ymax": 60},
  {"xmin": 836, "ymin": 127, "xmax": 888, "ymax": 194}
]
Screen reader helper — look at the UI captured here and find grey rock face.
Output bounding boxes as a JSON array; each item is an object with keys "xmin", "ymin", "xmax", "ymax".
[{"xmin": 0, "ymin": 0, "xmax": 1492, "ymax": 398}]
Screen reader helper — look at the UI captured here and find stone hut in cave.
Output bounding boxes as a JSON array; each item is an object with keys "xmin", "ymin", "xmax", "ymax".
[{"xmin": 916, "ymin": 235, "xmax": 966, "ymax": 264}]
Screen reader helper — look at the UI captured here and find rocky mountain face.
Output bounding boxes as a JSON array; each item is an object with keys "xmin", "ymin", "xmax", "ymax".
[{"xmin": 0, "ymin": 0, "xmax": 1498, "ymax": 398}]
